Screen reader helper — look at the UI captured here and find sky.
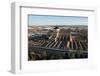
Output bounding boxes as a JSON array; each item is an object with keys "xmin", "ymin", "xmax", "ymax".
[{"xmin": 28, "ymin": 15, "xmax": 88, "ymax": 26}]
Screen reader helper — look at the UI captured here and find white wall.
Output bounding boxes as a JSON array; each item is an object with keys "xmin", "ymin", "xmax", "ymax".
[{"xmin": 0, "ymin": 0, "xmax": 100, "ymax": 76}]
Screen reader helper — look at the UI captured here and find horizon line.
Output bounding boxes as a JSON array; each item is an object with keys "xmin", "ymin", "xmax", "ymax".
[{"xmin": 29, "ymin": 25, "xmax": 88, "ymax": 26}]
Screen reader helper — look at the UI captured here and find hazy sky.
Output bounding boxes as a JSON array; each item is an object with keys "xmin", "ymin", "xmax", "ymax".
[{"xmin": 28, "ymin": 15, "xmax": 88, "ymax": 26}]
